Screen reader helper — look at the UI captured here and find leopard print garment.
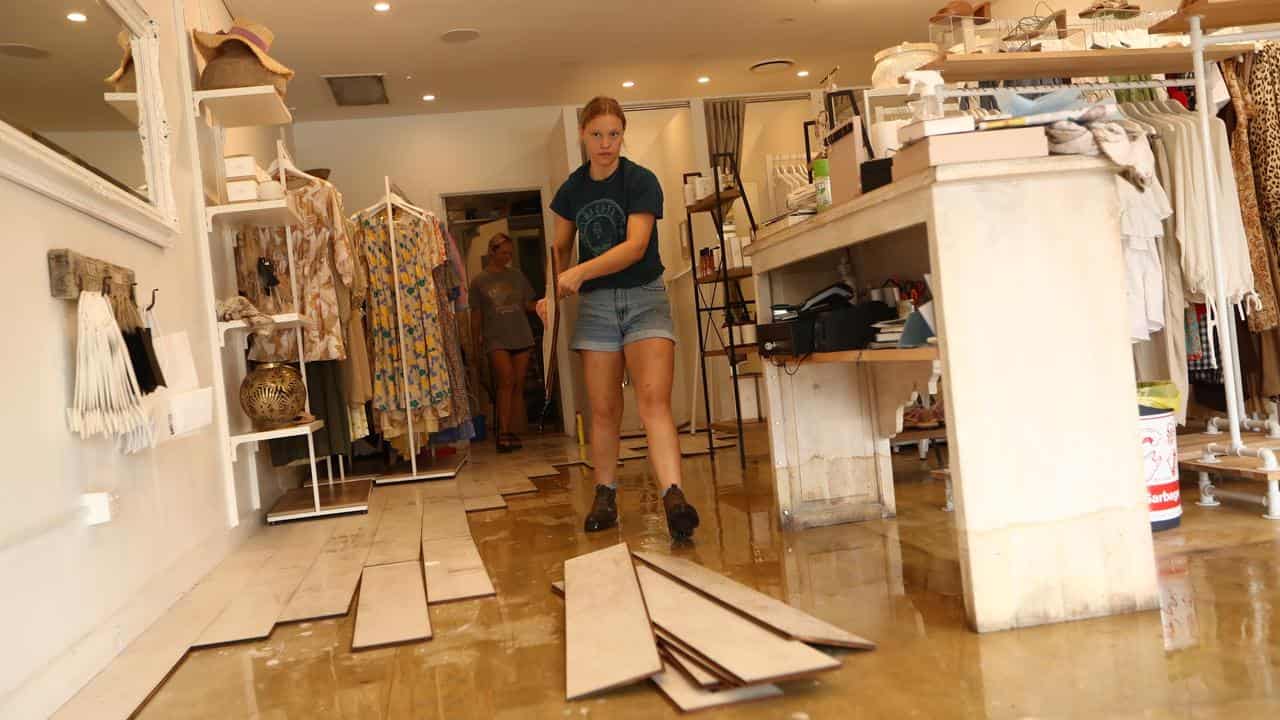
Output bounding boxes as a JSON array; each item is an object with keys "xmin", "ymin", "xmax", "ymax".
[
  {"xmin": 1249, "ymin": 45, "xmax": 1280, "ymax": 234},
  {"xmin": 1224, "ymin": 58, "xmax": 1280, "ymax": 331}
]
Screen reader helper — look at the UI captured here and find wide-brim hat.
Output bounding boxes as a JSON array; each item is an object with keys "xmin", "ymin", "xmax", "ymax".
[
  {"xmin": 193, "ymin": 18, "xmax": 294, "ymax": 79},
  {"xmin": 105, "ymin": 30, "xmax": 132, "ymax": 85}
]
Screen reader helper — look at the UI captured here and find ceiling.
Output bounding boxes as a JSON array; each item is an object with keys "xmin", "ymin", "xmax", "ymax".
[
  {"xmin": 228, "ymin": 0, "xmax": 941, "ymax": 122},
  {"xmin": 0, "ymin": 3, "xmax": 133, "ymax": 131}
]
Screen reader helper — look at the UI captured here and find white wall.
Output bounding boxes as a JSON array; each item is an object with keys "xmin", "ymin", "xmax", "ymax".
[
  {"xmin": 292, "ymin": 106, "xmax": 566, "ymax": 217},
  {"xmin": 0, "ymin": 2, "xmax": 276, "ymax": 717},
  {"xmin": 740, "ymin": 99, "xmax": 812, "ymax": 223}
]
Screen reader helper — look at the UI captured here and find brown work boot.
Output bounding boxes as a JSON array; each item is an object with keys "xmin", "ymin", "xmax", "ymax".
[
  {"xmin": 584, "ymin": 484, "xmax": 618, "ymax": 532},
  {"xmin": 663, "ymin": 486, "xmax": 700, "ymax": 539}
]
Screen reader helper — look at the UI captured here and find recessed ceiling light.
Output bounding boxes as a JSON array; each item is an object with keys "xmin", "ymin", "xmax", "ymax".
[
  {"xmin": 622, "ymin": 81, "xmax": 635, "ymax": 88},
  {"xmin": 406, "ymin": 75, "xmax": 413, "ymax": 80},
  {"xmin": 441, "ymin": 28, "xmax": 481, "ymax": 43},
  {"xmin": 697, "ymin": 76, "xmax": 711, "ymax": 84},
  {"xmin": 373, "ymin": 2, "xmax": 391, "ymax": 12},
  {"xmin": 66, "ymin": 11, "xmax": 88, "ymax": 22},
  {"xmin": 797, "ymin": 70, "xmax": 810, "ymax": 78},
  {"xmin": 422, "ymin": 94, "xmax": 436, "ymax": 101}
]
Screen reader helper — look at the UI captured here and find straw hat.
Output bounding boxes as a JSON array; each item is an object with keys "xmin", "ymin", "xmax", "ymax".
[
  {"xmin": 104, "ymin": 30, "xmax": 133, "ymax": 86},
  {"xmin": 193, "ymin": 18, "xmax": 294, "ymax": 79}
]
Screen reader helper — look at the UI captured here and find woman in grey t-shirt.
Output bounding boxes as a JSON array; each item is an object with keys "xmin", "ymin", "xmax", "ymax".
[{"xmin": 470, "ymin": 233, "xmax": 536, "ymax": 453}]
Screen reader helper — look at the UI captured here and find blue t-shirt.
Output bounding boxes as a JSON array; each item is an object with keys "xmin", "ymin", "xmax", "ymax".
[{"xmin": 550, "ymin": 157, "xmax": 665, "ymax": 292}]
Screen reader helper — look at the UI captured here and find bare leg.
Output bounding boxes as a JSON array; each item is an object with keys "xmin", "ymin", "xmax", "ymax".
[
  {"xmin": 623, "ymin": 338, "xmax": 681, "ymax": 492},
  {"xmin": 508, "ymin": 349, "xmax": 532, "ymax": 435},
  {"xmin": 489, "ymin": 349, "xmax": 514, "ymax": 438},
  {"xmin": 581, "ymin": 349, "xmax": 624, "ymax": 486}
]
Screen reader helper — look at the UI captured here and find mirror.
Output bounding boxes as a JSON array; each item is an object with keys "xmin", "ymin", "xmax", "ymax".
[
  {"xmin": 0, "ymin": 0, "xmax": 176, "ymax": 245},
  {"xmin": 1, "ymin": 5, "xmax": 148, "ymax": 198}
]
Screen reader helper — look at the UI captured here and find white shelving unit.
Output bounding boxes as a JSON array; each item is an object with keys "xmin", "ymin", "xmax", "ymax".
[
  {"xmin": 217, "ymin": 312, "xmax": 302, "ymax": 348},
  {"xmin": 205, "ymin": 197, "xmax": 300, "ymax": 232},
  {"xmin": 104, "ymin": 92, "xmax": 139, "ymax": 126},
  {"xmin": 190, "ymin": 72, "xmax": 368, "ymax": 525},
  {"xmin": 193, "ymin": 85, "xmax": 292, "ymax": 128}
]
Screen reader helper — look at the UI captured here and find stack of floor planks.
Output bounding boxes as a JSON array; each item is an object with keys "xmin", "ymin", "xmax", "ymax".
[{"xmin": 557, "ymin": 543, "xmax": 875, "ymax": 712}]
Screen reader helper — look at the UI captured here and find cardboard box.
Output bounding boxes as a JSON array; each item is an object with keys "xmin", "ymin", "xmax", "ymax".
[
  {"xmin": 826, "ymin": 126, "xmax": 866, "ymax": 207},
  {"xmin": 226, "ymin": 178, "xmax": 259, "ymax": 203},
  {"xmin": 892, "ymin": 127, "xmax": 1049, "ymax": 182},
  {"xmin": 224, "ymin": 154, "xmax": 260, "ymax": 180}
]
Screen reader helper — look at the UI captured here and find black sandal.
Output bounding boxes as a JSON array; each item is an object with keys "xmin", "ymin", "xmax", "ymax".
[{"xmin": 502, "ymin": 432, "xmax": 524, "ymax": 449}]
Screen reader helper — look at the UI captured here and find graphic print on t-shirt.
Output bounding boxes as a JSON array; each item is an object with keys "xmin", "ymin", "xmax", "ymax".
[
  {"xmin": 485, "ymin": 280, "xmax": 519, "ymax": 315},
  {"xmin": 576, "ymin": 198, "xmax": 626, "ymax": 258}
]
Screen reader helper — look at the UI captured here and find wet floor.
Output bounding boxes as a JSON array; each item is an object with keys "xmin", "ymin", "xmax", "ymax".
[{"xmin": 139, "ymin": 430, "xmax": 1280, "ymax": 719}]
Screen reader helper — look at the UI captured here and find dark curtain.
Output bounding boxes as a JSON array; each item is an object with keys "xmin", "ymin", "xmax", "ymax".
[{"xmin": 704, "ymin": 98, "xmax": 746, "ymax": 174}]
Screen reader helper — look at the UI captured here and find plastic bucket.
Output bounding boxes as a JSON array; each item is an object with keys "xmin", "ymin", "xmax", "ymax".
[{"xmin": 1139, "ymin": 406, "xmax": 1181, "ymax": 532}]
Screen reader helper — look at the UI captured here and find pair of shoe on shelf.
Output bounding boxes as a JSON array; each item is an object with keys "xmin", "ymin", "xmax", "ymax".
[{"xmin": 584, "ymin": 484, "xmax": 700, "ymax": 540}]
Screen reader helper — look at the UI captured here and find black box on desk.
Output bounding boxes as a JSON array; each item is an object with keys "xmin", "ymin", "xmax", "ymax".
[{"xmin": 758, "ymin": 319, "xmax": 814, "ymax": 358}]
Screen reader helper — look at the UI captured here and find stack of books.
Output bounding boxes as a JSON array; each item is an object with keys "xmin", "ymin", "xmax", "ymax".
[
  {"xmin": 870, "ymin": 317, "xmax": 907, "ymax": 350},
  {"xmin": 892, "ymin": 114, "xmax": 1049, "ymax": 183}
]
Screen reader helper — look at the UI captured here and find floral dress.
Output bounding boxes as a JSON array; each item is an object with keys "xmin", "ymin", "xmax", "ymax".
[
  {"xmin": 235, "ymin": 181, "xmax": 354, "ymax": 362},
  {"xmin": 356, "ymin": 211, "xmax": 452, "ymax": 439}
]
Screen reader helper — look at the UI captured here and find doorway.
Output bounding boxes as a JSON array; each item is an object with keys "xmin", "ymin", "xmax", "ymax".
[{"xmin": 443, "ymin": 189, "xmax": 559, "ymax": 435}]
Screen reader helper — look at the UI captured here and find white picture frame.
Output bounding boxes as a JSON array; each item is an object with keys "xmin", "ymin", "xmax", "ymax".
[{"xmin": 0, "ymin": 0, "xmax": 178, "ymax": 247}]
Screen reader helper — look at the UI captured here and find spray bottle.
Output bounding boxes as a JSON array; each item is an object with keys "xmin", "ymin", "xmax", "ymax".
[{"xmin": 905, "ymin": 70, "xmax": 946, "ymax": 122}]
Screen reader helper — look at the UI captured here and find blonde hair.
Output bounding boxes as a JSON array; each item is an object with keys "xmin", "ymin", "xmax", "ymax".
[
  {"xmin": 580, "ymin": 96, "xmax": 627, "ymax": 130},
  {"xmin": 487, "ymin": 232, "xmax": 513, "ymax": 254}
]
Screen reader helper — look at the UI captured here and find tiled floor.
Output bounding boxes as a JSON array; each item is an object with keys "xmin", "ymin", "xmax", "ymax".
[{"xmin": 134, "ymin": 430, "xmax": 1280, "ymax": 719}]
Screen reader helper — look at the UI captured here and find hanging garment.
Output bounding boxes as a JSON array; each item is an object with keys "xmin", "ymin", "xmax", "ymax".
[
  {"xmin": 1133, "ymin": 134, "xmax": 1189, "ymax": 423},
  {"xmin": 269, "ymin": 360, "xmax": 352, "ymax": 466},
  {"xmin": 1222, "ymin": 58, "xmax": 1280, "ymax": 331},
  {"xmin": 434, "ymin": 257, "xmax": 474, "ymax": 441},
  {"xmin": 1123, "ymin": 97, "xmax": 1254, "ymax": 306},
  {"xmin": 356, "ymin": 211, "xmax": 452, "ymax": 439},
  {"xmin": 68, "ymin": 291, "xmax": 154, "ymax": 453},
  {"xmin": 1250, "ymin": 44, "xmax": 1280, "ymax": 233},
  {"xmin": 235, "ymin": 181, "xmax": 354, "ymax": 362},
  {"xmin": 337, "ymin": 215, "xmax": 374, "ymax": 405}
]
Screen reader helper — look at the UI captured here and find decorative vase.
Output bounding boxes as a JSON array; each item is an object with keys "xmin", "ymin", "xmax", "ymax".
[{"xmin": 240, "ymin": 362, "xmax": 306, "ymax": 429}]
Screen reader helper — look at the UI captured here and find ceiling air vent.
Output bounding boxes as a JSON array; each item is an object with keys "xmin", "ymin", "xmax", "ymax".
[
  {"xmin": 324, "ymin": 74, "xmax": 389, "ymax": 106},
  {"xmin": 749, "ymin": 58, "xmax": 796, "ymax": 74}
]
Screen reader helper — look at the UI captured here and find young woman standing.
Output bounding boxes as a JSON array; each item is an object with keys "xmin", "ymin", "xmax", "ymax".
[
  {"xmin": 540, "ymin": 96, "xmax": 700, "ymax": 539},
  {"xmin": 471, "ymin": 233, "xmax": 537, "ymax": 453}
]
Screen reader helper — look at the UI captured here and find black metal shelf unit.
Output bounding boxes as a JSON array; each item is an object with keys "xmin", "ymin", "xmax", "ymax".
[{"xmin": 684, "ymin": 152, "xmax": 758, "ymax": 466}]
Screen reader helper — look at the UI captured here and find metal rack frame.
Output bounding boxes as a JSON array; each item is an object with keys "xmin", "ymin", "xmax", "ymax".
[{"xmin": 685, "ymin": 152, "xmax": 758, "ymax": 466}]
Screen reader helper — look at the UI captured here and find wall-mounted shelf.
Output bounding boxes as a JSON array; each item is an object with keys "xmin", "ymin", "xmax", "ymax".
[
  {"xmin": 229, "ymin": 419, "xmax": 324, "ymax": 459},
  {"xmin": 104, "ymin": 92, "xmax": 139, "ymax": 126},
  {"xmin": 706, "ymin": 346, "xmax": 758, "ymax": 359},
  {"xmin": 687, "ymin": 187, "xmax": 742, "ymax": 214},
  {"xmin": 773, "ymin": 347, "xmax": 941, "ymax": 365},
  {"xmin": 267, "ymin": 479, "xmax": 372, "ymax": 523},
  {"xmin": 217, "ymin": 312, "xmax": 302, "ymax": 348},
  {"xmin": 923, "ymin": 45, "xmax": 1253, "ymax": 82},
  {"xmin": 1150, "ymin": 0, "xmax": 1276, "ymax": 34},
  {"xmin": 697, "ymin": 266, "xmax": 753, "ymax": 284},
  {"xmin": 206, "ymin": 198, "xmax": 300, "ymax": 230},
  {"xmin": 194, "ymin": 85, "xmax": 292, "ymax": 128}
]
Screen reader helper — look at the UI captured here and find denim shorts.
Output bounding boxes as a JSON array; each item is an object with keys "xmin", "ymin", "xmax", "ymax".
[{"xmin": 571, "ymin": 278, "xmax": 677, "ymax": 352}]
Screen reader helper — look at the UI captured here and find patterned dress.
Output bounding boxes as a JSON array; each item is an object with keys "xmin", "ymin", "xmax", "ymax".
[
  {"xmin": 356, "ymin": 211, "xmax": 452, "ymax": 439},
  {"xmin": 235, "ymin": 181, "xmax": 354, "ymax": 362}
]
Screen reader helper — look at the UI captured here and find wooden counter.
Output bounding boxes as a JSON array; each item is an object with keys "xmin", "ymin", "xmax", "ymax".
[{"xmin": 748, "ymin": 156, "xmax": 1159, "ymax": 632}]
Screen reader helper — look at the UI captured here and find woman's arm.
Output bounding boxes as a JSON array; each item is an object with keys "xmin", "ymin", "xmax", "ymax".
[
  {"xmin": 557, "ymin": 213, "xmax": 654, "ymax": 296},
  {"xmin": 551, "ymin": 213, "xmax": 576, "ymax": 278}
]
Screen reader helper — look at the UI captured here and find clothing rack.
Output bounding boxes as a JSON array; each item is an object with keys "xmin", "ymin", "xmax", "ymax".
[
  {"xmin": 1168, "ymin": 1, "xmax": 1280, "ymax": 518},
  {"xmin": 355, "ymin": 176, "xmax": 466, "ymax": 485}
]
